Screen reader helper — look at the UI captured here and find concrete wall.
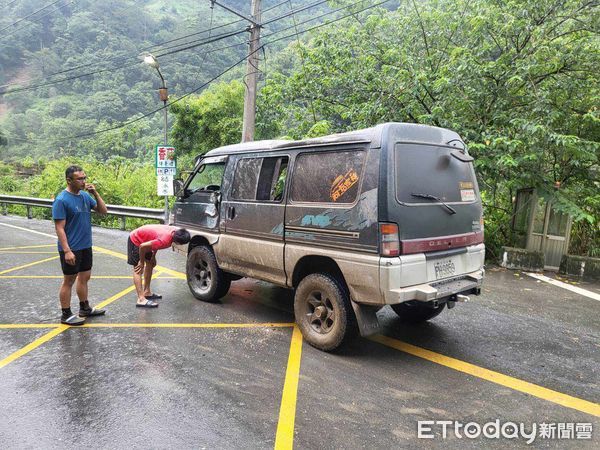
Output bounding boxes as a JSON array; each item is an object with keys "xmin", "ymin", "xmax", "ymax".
[
  {"xmin": 500, "ymin": 247, "xmax": 544, "ymax": 272},
  {"xmin": 559, "ymin": 255, "xmax": 600, "ymax": 281}
]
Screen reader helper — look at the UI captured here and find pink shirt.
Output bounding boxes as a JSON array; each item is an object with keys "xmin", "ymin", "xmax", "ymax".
[{"xmin": 130, "ymin": 225, "xmax": 176, "ymax": 251}]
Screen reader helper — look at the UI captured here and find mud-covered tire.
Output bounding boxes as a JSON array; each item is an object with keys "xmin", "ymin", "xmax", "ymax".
[
  {"xmin": 186, "ymin": 245, "xmax": 230, "ymax": 302},
  {"xmin": 294, "ymin": 273, "xmax": 357, "ymax": 351},
  {"xmin": 390, "ymin": 300, "xmax": 445, "ymax": 324}
]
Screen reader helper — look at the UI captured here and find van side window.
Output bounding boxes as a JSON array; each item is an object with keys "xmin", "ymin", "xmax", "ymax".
[
  {"xmin": 291, "ymin": 150, "xmax": 365, "ymax": 203},
  {"xmin": 231, "ymin": 156, "xmax": 289, "ymax": 202},
  {"xmin": 186, "ymin": 163, "xmax": 225, "ymax": 192}
]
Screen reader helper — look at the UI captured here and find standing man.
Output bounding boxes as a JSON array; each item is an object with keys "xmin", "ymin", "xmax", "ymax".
[
  {"xmin": 127, "ymin": 225, "xmax": 190, "ymax": 307},
  {"xmin": 52, "ymin": 165, "xmax": 108, "ymax": 325}
]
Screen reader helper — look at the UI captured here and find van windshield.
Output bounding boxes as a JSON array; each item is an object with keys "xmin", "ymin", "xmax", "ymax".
[{"xmin": 394, "ymin": 143, "xmax": 476, "ymax": 204}]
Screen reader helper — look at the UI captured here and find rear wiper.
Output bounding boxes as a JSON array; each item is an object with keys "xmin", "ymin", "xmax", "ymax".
[{"xmin": 411, "ymin": 193, "xmax": 457, "ymax": 215}]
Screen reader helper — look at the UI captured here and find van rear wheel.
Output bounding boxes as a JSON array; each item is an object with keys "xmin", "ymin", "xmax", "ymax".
[
  {"xmin": 294, "ymin": 273, "xmax": 356, "ymax": 351},
  {"xmin": 186, "ymin": 245, "xmax": 230, "ymax": 302},
  {"xmin": 391, "ymin": 300, "xmax": 445, "ymax": 324}
]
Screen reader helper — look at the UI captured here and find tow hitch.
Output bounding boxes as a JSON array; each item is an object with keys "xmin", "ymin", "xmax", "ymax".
[{"xmin": 446, "ymin": 293, "xmax": 469, "ymax": 309}]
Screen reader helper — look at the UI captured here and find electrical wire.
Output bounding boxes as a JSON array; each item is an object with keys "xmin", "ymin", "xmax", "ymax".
[
  {"xmin": 50, "ymin": 45, "xmax": 265, "ymax": 142},
  {"xmin": 0, "ymin": 28, "xmax": 248, "ymax": 95},
  {"xmin": 3, "ymin": 0, "xmax": 392, "ymax": 144},
  {"xmin": 0, "ymin": 0, "xmax": 64, "ymax": 33},
  {"xmin": 0, "ymin": 0, "xmax": 76, "ymax": 42}
]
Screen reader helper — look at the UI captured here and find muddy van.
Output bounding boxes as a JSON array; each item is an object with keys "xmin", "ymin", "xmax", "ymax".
[{"xmin": 172, "ymin": 122, "xmax": 485, "ymax": 350}]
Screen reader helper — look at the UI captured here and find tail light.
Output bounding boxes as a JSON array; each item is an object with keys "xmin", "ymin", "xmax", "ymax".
[{"xmin": 379, "ymin": 223, "xmax": 400, "ymax": 257}]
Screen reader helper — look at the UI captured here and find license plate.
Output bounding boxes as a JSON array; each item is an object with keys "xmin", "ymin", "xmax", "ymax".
[{"xmin": 432, "ymin": 259, "xmax": 456, "ymax": 280}]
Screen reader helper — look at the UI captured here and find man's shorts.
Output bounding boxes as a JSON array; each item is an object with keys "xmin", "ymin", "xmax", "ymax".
[
  {"xmin": 127, "ymin": 237, "xmax": 153, "ymax": 266},
  {"xmin": 59, "ymin": 247, "xmax": 93, "ymax": 275}
]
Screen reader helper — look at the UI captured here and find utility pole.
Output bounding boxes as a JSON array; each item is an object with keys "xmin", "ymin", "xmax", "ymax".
[{"xmin": 211, "ymin": 1, "xmax": 262, "ymax": 142}]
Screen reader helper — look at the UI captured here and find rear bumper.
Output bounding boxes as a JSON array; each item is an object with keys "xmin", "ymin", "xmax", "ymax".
[
  {"xmin": 380, "ymin": 243, "xmax": 485, "ymax": 304},
  {"xmin": 385, "ymin": 269, "xmax": 484, "ymax": 303}
]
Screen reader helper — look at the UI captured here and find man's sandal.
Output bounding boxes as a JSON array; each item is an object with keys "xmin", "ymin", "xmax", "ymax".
[
  {"xmin": 136, "ymin": 299, "xmax": 158, "ymax": 308},
  {"xmin": 144, "ymin": 293, "xmax": 162, "ymax": 300}
]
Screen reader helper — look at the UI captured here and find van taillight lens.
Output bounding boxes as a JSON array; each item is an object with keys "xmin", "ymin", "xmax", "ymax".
[{"xmin": 379, "ymin": 223, "xmax": 400, "ymax": 257}]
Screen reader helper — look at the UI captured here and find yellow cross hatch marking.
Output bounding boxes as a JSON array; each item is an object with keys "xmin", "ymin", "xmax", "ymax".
[
  {"xmin": 0, "ymin": 244, "xmax": 55, "ymax": 250},
  {"xmin": 0, "ymin": 256, "xmax": 59, "ymax": 275},
  {"xmin": 275, "ymin": 325, "xmax": 303, "ymax": 450},
  {"xmin": 370, "ymin": 334, "xmax": 600, "ymax": 418}
]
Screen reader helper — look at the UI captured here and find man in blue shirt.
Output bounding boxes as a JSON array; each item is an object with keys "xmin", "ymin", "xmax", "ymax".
[{"xmin": 52, "ymin": 165, "xmax": 108, "ymax": 325}]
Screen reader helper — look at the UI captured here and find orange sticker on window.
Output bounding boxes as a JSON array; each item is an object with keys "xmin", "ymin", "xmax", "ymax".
[{"xmin": 330, "ymin": 169, "xmax": 359, "ymax": 202}]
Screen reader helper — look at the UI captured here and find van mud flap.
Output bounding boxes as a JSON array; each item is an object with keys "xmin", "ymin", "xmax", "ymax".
[{"xmin": 350, "ymin": 301, "xmax": 380, "ymax": 337}]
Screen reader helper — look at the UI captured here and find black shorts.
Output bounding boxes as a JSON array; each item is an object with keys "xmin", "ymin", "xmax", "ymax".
[
  {"xmin": 127, "ymin": 237, "xmax": 153, "ymax": 266},
  {"xmin": 59, "ymin": 247, "xmax": 93, "ymax": 275}
]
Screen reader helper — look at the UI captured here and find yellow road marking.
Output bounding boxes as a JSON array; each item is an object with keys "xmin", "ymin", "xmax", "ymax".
[
  {"xmin": 81, "ymin": 323, "xmax": 295, "ymax": 328},
  {"xmin": 275, "ymin": 325, "xmax": 303, "ymax": 450},
  {"xmin": 0, "ymin": 324, "xmax": 61, "ymax": 329},
  {"xmin": 370, "ymin": 334, "xmax": 600, "ymax": 418},
  {"xmin": 0, "ymin": 244, "xmax": 55, "ymax": 250},
  {"xmin": 94, "ymin": 246, "xmax": 186, "ymax": 279},
  {"xmin": 95, "ymin": 284, "xmax": 139, "ymax": 310},
  {"xmin": 0, "ymin": 326, "xmax": 67, "ymax": 369},
  {"xmin": 0, "ymin": 255, "xmax": 59, "ymax": 275}
]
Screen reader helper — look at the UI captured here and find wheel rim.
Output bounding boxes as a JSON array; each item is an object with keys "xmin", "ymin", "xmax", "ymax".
[
  {"xmin": 190, "ymin": 255, "xmax": 212, "ymax": 293},
  {"xmin": 305, "ymin": 290, "xmax": 335, "ymax": 334}
]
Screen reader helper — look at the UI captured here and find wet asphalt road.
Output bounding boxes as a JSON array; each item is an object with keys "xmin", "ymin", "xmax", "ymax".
[{"xmin": 0, "ymin": 215, "xmax": 598, "ymax": 449}]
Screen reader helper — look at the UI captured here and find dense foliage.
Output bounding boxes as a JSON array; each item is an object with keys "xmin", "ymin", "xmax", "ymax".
[{"xmin": 254, "ymin": 0, "xmax": 599, "ymax": 257}]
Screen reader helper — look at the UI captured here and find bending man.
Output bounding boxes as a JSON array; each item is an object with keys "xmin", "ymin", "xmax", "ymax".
[{"xmin": 127, "ymin": 225, "xmax": 191, "ymax": 307}]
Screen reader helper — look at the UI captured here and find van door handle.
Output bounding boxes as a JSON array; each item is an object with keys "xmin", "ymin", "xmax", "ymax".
[{"xmin": 228, "ymin": 206, "xmax": 236, "ymax": 220}]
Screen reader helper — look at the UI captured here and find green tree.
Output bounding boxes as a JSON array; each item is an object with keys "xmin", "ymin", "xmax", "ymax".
[
  {"xmin": 170, "ymin": 80, "xmax": 244, "ymax": 162},
  {"xmin": 258, "ymin": 0, "xmax": 600, "ymax": 257}
]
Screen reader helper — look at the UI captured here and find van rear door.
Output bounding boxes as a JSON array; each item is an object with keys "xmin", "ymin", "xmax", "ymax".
[{"xmin": 384, "ymin": 142, "xmax": 484, "ymax": 254}]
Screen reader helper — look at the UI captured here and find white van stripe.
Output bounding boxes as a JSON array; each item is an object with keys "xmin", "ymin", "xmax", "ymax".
[{"xmin": 525, "ymin": 272, "xmax": 600, "ymax": 302}]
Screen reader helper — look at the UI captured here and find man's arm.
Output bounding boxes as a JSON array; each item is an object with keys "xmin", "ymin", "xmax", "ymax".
[
  {"xmin": 85, "ymin": 183, "xmax": 108, "ymax": 215},
  {"xmin": 55, "ymin": 220, "xmax": 76, "ymax": 265}
]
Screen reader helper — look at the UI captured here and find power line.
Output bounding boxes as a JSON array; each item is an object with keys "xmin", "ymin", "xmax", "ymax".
[
  {"xmin": 2, "ymin": 0, "xmax": 294, "ymax": 85},
  {"xmin": 3, "ymin": 0, "xmax": 392, "ymax": 144},
  {"xmin": 0, "ymin": 0, "xmax": 76, "ymax": 42},
  {"xmin": 0, "ymin": 28, "xmax": 248, "ymax": 95},
  {"xmin": 0, "ymin": 0, "xmax": 76, "ymax": 41},
  {"xmin": 0, "ymin": 0, "xmax": 64, "ymax": 33},
  {"xmin": 24, "ymin": 45, "xmax": 265, "ymax": 144}
]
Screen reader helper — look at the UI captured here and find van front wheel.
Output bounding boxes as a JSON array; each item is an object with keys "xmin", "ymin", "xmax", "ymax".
[
  {"xmin": 186, "ymin": 245, "xmax": 230, "ymax": 302},
  {"xmin": 294, "ymin": 273, "xmax": 356, "ymax": 351},
  {"xmin": 391, "ymin": 300, "xmax": 445, "ymax": 324}
]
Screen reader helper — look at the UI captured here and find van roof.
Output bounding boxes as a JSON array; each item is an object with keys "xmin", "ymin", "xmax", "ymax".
[{"xmin": 203, "ymin": 123, "xmax": 463, "ymax": 157}]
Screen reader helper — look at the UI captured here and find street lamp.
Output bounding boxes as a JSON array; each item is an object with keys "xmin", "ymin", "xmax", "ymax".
[
  {"xmin": 143, "ymin": 53, "xmax": 169, "ymax": 145},
  {"xmin": 143, "ymin": 53, "xmax": 169, "ymax": 222}
]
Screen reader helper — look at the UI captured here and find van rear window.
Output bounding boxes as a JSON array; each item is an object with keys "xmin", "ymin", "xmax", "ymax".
[{"xmin": 394, "ymin": 143, "xmax": 476, "ymax": 203}]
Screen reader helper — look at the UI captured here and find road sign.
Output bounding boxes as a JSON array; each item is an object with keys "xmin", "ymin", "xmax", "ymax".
[
  {"xmin": 157, "ymin": 174, "xmax": 174, "ymax": 196},
  {"xmin": 155, "ymin": 146, "xmax": 176, "ymax": 169},
  {"xmin": 156, "ymin": 167, "xmax": 177, "ymax": 176}
]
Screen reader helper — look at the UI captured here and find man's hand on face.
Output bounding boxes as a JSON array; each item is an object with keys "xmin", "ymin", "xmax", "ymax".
[
  {"xmin": 85, "ymin": 183, "xmax": 97, "ymax": 195},
  {"xmin": 65, "ymin": 250, "xmax": 76, "ymax": 265},
  {"xmin": 134, "ymin": 262, "xmax": 144, "ymax": 274}
]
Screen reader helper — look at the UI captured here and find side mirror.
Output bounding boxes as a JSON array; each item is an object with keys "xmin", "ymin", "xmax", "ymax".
[{"xmin": 173, "ymin": 179, "xmax": 184, "ymax": 197}]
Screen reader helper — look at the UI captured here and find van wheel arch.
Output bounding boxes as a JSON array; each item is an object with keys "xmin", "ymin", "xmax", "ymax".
[{"xmin": 292, "ymin": 256, "xmax": 348, "ymax": 292}]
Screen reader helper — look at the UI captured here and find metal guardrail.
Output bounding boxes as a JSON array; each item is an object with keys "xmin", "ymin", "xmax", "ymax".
[{"xmin": 0, "ymin": 194, "xmax": 166, "ymax": 227}]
